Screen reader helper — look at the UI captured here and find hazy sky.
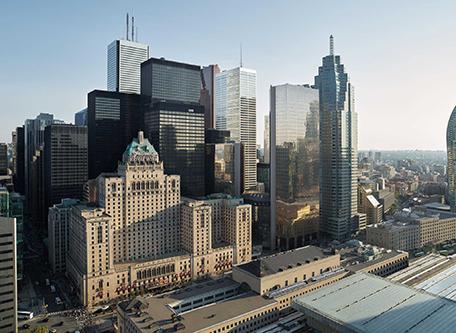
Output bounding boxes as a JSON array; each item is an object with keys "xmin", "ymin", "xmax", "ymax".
[{"xmin": 1, "ymin": 0, "xmax": 455, "ymax": 150}]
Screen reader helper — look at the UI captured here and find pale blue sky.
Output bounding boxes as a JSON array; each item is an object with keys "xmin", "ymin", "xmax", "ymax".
[{"xmin": 1, "ymin": 0, "xmax": 456, "ymax": 150}]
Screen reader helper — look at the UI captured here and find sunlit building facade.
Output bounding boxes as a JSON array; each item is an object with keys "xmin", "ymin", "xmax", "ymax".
[
  {"xmin": 447, "ymin": 106, "xmax": 456, "ymax": 212},
  {"xmin": 215, "ymin": 67, "xmax": 257, "ymax": 192},
  {"xmin": 270, "ymin": 84, "xmax": 320, "ymax": 250}
]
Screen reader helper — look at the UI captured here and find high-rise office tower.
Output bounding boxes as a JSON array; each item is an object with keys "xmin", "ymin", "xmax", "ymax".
[
  {"xmin": 316, "ymin": 36, "xmax": 365, "ymax": 239},
  {"xmin": 201, "ymin": 65, "xmax": 220, "ymax": 129},
  {"xmin": 107, "ymin": 40, "xmax": 149, "ymax": 94},
  {"xmin": 12, "ymin": 127, "xmax": 25, "ymax": 194},
  {"xmin": 31, "ymin": 147, "xmax": 45, "ymax": 228},
  {"xmin": 264, "ymin": 115, "xmax": 270, "ymax": 163},
  {"xmin": 447, "ymin": 106, "xmax": 456, "ymax": 212},
  {"xmin": 24, "ymin": 113, "xmax": 63, "ymax": 212},
  {"xmin": 0, "ymin": 217, "xmax": 17, "ymax": 333},
  {"xmin": 75, "ymin": 108, "xmax": 88, "ymax": 126},
  {"xmin": 44, "ymin": 124, "xmax": 88, "ymax": 222},
  {"xmin": 87, "ymin": 90, "xmax": 141, "ymax": 179},
  {"xmin": 270, "ymin": 84, "xmax": 320, "ymax": 251},
  {"xmin": 0, "ymin": 143, "xmax": 7, "ymax": 175},
  {"xmin": 141, "ymin": 57, "xmax": 205, "ymax": 197},
  {"xmin": 215, "ymin": 67, "xmax": 257, "ymax": 192}
]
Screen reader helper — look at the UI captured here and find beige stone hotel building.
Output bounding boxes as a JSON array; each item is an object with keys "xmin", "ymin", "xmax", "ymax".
[{"xmin": 66, "ymin": 132, "xmax": 252, "ymax": 306}]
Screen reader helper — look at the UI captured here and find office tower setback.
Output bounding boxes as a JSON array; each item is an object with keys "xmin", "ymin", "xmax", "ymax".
[
  {"xmin": 87, "ymin": 90, "xmax": 141, "ymax": 179},
  {"xmin": 270, "ymin": 84, "xmax": 320, "ymax": 250},
  {"xmin": 44, "ymin": 124, "xmax": 88, "ymax": 222},
  {"xmin": 141, "ymin": 58, "xmax": 205, "ymax": 197},
  {"xmin": 201, "ymin": 64, "xmax": 221, "ymax": 129},
  {"xmin": 447, "ymin": 106, "xmax": 456, "ymax": 212},
  {"xmin": 316, "ymin": 36, "xmax": 365, "ymax": 239},
  {"xmin": 107, "ymin": 39, "xmax": 149, "ymax": 94},
  {"xmin": 0, "ymin": 143, "xmax": 7, "ymax": 175},
  {"xmin": 215, "ymin": 67, "xmax": 257, "ymax": 192},
  {"xmin": 0, "ymin": 217, "xmax": 17, "ymax": 333},
  {"xmin": 75, "ymin": 108, "xmax": 88, "ymax": 126},
  {"xmin": 12, "ymin": 127, "xmax": 25, "ymax": 194}
]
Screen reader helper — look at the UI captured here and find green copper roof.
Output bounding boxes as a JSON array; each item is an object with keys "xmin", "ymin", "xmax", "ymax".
[{"xmin": 122, "ymin": 131, "xmax": 159, "ymax": 164}]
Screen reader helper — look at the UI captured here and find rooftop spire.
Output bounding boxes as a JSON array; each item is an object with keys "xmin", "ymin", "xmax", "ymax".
[{"xmin": 330, "ymin": 35, "xmax": 334, "ymax": 55}]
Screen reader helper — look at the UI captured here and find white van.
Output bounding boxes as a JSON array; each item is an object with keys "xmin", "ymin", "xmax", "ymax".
[
  {"xmin": 50, "ymin": 285, "xmax": 56, "ymax": 293},
  {"xmin": 45, "ymin": 279, "xmax": 50, "ymax": 286},
  {"xmin": 55, "ymin": 297, "xmax": 62, "ymax": 305}
]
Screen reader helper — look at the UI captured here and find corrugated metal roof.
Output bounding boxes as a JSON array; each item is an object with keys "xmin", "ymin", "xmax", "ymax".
[{"xmin": 292, "ymin": 272, "xmax": 456, "ymax": 333}]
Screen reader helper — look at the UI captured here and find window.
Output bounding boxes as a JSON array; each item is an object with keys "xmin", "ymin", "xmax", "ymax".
[{"xmin": 97, "ymin": 226, "xmax": 103, "ymax": 243}]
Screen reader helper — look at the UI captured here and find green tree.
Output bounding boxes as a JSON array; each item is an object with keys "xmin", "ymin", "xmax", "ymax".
[{"xmin": 27, "ymin": 326, "xmax": 49, "ymax": 333}]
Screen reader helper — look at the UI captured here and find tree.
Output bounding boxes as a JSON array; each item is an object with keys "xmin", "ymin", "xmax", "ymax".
[{"xmin": 27, "ymin": 326, "xmax": 49, "ymax": 333}]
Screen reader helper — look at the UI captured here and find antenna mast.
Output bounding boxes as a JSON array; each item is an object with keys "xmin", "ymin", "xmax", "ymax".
[
  {"xmin": 126, "ymin": 13, "xmax": 129, "ymax": 40},
  {"xmin": 330, "ymin": 35, "xmax": 334, "ymax": 55},
  {"xmin": 240, "ymin": 43, "xmax": 243, "ymax": 68},
  {"xmin": 132, "ymin": 9, "xmax": 135, "ymax": 42}
]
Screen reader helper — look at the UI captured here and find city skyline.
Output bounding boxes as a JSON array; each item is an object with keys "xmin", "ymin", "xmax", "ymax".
[{"xmin": 2, "ymin": 1, "xmax": 456, "ymax": 150}]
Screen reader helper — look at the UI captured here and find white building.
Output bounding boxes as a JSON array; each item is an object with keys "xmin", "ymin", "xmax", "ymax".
[
  {"xmin": 107, "ymin": 39, "xmax": 149, "ymax": 94},
  {"xmin": 216, "ymin": 67, "xmax": 257, "ymax": 193}
]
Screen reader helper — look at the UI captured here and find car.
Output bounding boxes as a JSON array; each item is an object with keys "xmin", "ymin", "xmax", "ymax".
[
  {"xmin": 59, "ymin": 321, "xmax": 64, "ymax": 326},
  {"xmin": 23, "ymin": 324, "xmax": 30, "ymax": 329},
  {"xmin": 43, "ymin": 317, "xmax": 50, "ymax": 322},
  {"xmin": 49, "ymin": 329, "xmax": 57, "ymax": 333},
  {"xmin": 101, "ymin": 305, "xmax": 109, "ymax": 311}
]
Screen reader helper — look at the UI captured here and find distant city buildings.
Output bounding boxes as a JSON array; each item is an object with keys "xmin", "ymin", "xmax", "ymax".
[
  {"xmin": 12, "ymin": 127, "xmax": 25, "ymax": 194},
  {"xmin": 74, "ymin": 108, "xmax": 88, "ymax": 126},
  {"xmin": 107, "ymin": 39, "xmax": 149, "ymax": 95},
  {"xmin": 216, "ymin": 67, "xmax": 257, "ymax": 193},
  {"xmin": 316, "ymin": 36, "xmax": 365, "ymax": 239},
  {"xmin": 0, "ymin": 143, "xmax": 7, "ymax": 175}
]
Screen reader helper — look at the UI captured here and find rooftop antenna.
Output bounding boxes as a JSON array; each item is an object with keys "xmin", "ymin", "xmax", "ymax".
[
  {"xmin": 132, "ymin": 9, "xmax": 135, "ymax": 43},
  {"xmin": 126, "ymin": 13, "xmax": 129, "ymax": 40},
  {"xmin": 330, "ymin": 35, "xmax": 334, "ymax": 55},
  {"xmin": 240, "ymin": 43, "xmax": 243, "ymax": 68}
]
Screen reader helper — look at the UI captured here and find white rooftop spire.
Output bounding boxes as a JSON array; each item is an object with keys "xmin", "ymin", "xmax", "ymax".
[{"xmin": 330, "ymin": 35, "xmax": 334, "ymax": 55}]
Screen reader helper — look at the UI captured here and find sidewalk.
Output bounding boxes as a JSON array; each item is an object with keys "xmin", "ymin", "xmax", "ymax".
[{"xmin": 18, "ymin": 275, "xmax": 43, "ymax": 316}]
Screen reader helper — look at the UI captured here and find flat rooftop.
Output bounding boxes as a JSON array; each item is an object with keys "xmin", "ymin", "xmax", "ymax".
[
  {"xmin": 236, "ymin": 246, "xmax": 326, "ymax": 277},
  {"xmin": 292, "ymin": 272, "xmax": 456, "ymax": 333},
  {"xmin": 119, "ymin": 278, "xmax": 277, "ymax": 332},
  {"xmin": 338, "ymin": 246, "xmax": 407, "ymax": 272}
]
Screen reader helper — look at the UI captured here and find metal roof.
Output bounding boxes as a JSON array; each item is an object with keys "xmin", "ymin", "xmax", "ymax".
[{"xmin": 292, "ymin": 272, "xmax": 456, "ymax": 333}]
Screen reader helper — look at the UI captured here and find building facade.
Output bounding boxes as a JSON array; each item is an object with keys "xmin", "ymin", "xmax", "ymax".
[
  {"xmin": 0, "ymin": 217, "xmax": 17, "ymax": 333},
  {"xmin": 87, "ymin": 90, "xmax": 141, "ymax": 179},
  {"xmin": 141, "ymin": 57, "xmax": 205, "ymax": 198},
  {"xmin": 216, "ymin": 67, "xmax": 257, "ymax": 193},
  {"xmin": 66, "ymin": 133, "xmax": 252, "ymax": 306},
  {"xmin": 44, "ymin": 124, "xmax": 88, "ymax": 221},
  {"xmin": 270, "ymin": 84, "xmax": 320, "ymax": 251},
  {"xmin": 12, "ymin": 126, "xmax": 25, "ymax": 195},
  {"xmin": 48, "ymin": 198, "xmax": 79, "ymax": 274},
  {"xmin": 201, "ymin": 64, "xmax": 221, "ymax": 129},
  {"xmin": 0, "ymin": 143, "xmax": 7, "ymax": 176},
  {"xmin": 316, "ymin": 36, "xmax": 364, "ymax": 239},
  {"xmin": 107, "ymin": 39, "xmax": 149, "ymax": 95},
  {"xmin": 75, "ymin": 108, "xmax": 88, "ymax": 126},
  {"xmin": 447, "ymin": 106, "xmax": 456, "ymax": 212}
]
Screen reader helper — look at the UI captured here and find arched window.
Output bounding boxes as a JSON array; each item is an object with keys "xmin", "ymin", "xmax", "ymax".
[
  {"xmin": 146, "ymin": 182, "xmax": 150, "ymax": 190},
  {"xmin": 161, "ymin": 266, "xmax": 165, "ymax": 275},
  {"xmin": 136, "ymin": 181, "xmax": 140, "ymax": 190},
  {"xmin": 97, "ymin": 226, "xmax": 103, "ymax": 243},
  {"xmin": 142, "ymin": 271, "xmax": 146, "ymax": 279},
  {"xmin": 172, "ymin": 180, "xmax": 176, "ymax": 188},
  {"xmin": 155, "ymin": 181, "xmax": 159, "ymax": 189},
  {"xmin": 166, "ymin": 265, "xmax": 170, "ymax": 273},
  {"xmin": 137, "ymin": 271, "xmax": 141, "ymax": 280},
  {"xmin": 111, "ymin": 183, "xmax": 116, "ymax": 192},
  {"xmin": 132, "ymin": 182, "xmax": 135, "ymax": 190},
  {"xmin": 152, "ymin": 268, "xmax": 156, "ymax": 276},
  {"xmin": 141, "ymin": 181, "xmax": 145, "ymax": 190},
  {"xmin": 147, "ymin": 269, "xmax": 151, "ymax": 278},
  {"xmin": 171, "ymin": 264, "xmax": 175, "ymax": 272}
]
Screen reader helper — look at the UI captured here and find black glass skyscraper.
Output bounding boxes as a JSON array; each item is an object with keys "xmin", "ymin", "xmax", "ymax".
[
  {"xmin": 44, "ymin": 124, "xmax": 88, "ymax": 226},
  {"xmin": 141, "ymin": 58, "xmax": 205, "ymax": 197},
  {"xmin": 87, "ymin": 90, "xmax": 141, "ymax": 179},
  {"xmin": 13, "ymin": 127, "xmax": 25, "ymax": 195}
]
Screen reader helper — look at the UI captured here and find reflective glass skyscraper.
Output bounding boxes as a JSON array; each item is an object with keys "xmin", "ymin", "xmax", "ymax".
[
  {"xmin": 447, "ymin": 106, "xmax": 456, "ymax": 212},
  {"xmin": 270, "ymin": 84, "xmax": 320, "ymax": 251},
  {"xmin": 315, "ymin": 36, "xmax": 365, "ymax": 239},
  {"xmin": 215, "ymin": 67, "xmax": 257, "ymax": 193}
]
